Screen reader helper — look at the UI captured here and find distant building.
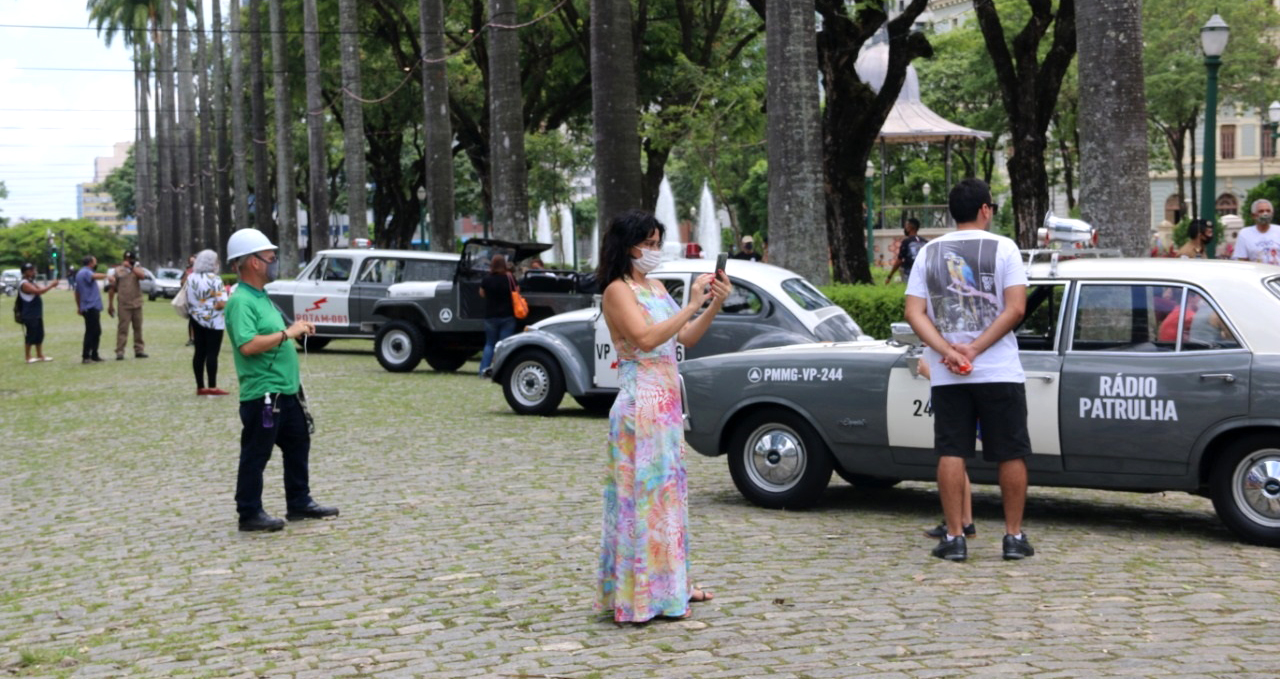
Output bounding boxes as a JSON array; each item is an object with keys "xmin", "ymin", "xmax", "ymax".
[{"xmin": 76, "ymin": 141, "xmax": 135, "ymax": 236}]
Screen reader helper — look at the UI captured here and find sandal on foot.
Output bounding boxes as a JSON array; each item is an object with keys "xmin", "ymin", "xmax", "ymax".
[{"xmin": 689, "ymin": 588, "xmax": 714, "ymax": 603}]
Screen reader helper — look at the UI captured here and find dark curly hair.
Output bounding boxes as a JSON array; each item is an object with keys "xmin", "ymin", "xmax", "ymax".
[{"xmin": 595, "ymin": 210, "xmax": 664, "ymax": 285}]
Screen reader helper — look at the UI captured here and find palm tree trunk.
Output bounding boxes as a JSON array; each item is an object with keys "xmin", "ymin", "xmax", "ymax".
[
  {"xmin": 767, "ymin": 0, "xmax": 826, "ymax": 285},
  {"xmin": 590, "ymin": 0, "xmax": 643, "ymax": 234},
  {"xmin": 303, "ymin": 0, "xmax": 329, "ymax": 257},
  {"xmin": 268, "ymin": 0, "xmax": 297, "ymax": 272},
  {"xmin": 176, "ymin": 0, "xmax": 198, "ymax": 254},
  {"xmin": 419, "ymin": 0, "xmax": 455, "ymax": 252},
  {"xmin": 157, "ymin": 0, "xmax": 177, "ymax": 264},
  {"xmin": 229, "ymin": 0, "xmax": 250, "ymax": 235},
  {"xmin": 339, "ymin": 0, "xmax": 368, "ymax": 241},
  {"xmin": 195, "ymin": 0, "xmax": 217, "ymax": 250},
  {"xmin": 212, "ymin": 0, "xmax": 233, "ymax": 254},
  {"xmin": 487, "ymin": 0, "xmax": 529, "ymax": 241},
  {"xmin": 249, "ymin": 0, "xmax": 274, "ymax": 238},
  {"xmin": 1076, "ymin": 0, "xmax": 1149, "ymax": 256},
  {"xmin": 133, "ymin": 40, "xmax": 154, "ymax": 264}
]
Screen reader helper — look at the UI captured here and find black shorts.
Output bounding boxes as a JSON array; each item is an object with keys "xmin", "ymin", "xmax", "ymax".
[
  {"xmin": 931, "ymin": 382, "xmax": 1031, "ymax": 462},
  {"xmin": 22, "ymin": 317, "xmax": 44, "ymax": 345}
]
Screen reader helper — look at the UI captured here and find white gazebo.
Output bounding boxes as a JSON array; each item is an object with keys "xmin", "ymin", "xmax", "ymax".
[{"xmin": 856, "ymin": 43, "xmax": 991, "ymax": 231}]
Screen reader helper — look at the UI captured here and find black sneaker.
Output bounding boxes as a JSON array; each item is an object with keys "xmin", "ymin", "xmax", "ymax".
[
  {"xmin": 924, "ymin": 521, "xmax": 976, "ymax": 539},
  {"xmin": 931, "ymin": 535, "xmax": 967, "ymax": 561},
  {"xmin": 285, "ymin": 501, "xmax": 339, "ymax": 521},
  {"xmin": 238, "ymin": 512, "xmax": 285, "ymax": 532},
  {"xmin": 1002, "ymin": 533, "xmax": 1035, "ymax": 560}
]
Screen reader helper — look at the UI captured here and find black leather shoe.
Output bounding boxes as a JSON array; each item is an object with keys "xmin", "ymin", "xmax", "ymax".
[
  {"xmin": 286, "ymin": 501, "xmax": 339, "ymax": 521},
  {"xmin": 931, "ymin": 535, "xmax": 967, "ymax": 562},
  {"xmin": 238, "ymin": 512, "xmax": 285, "ymax": 532},
  {"xmin": 1002, "ymin": 533, "xmax": 1035, "ymax": 560},
  {"xmin": 135, "ymin": 352, "xmax": 149, "ymax": 358}
]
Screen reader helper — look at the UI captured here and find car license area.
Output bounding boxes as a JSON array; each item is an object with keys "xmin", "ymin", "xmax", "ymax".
[{"xmin": 746, "ymin": 366, "xmax": 843, "ymax": 382}]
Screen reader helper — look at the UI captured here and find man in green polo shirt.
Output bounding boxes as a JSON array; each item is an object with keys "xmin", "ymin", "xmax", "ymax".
[{"xmin": 225, "ymin": 228, "xmax": 339, "ymax": 532}]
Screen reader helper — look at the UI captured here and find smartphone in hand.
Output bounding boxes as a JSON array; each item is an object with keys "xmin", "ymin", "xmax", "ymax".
[{"xmin": 714, "ymin": 252, "xmax": 728, "ymax": 281}]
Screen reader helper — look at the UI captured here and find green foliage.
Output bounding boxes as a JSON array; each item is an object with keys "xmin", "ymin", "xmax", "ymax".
[
  {"xmin": 1245, "ymin": 177, "xmax": 1280, "ymax": 216},
  {"xmin": 1172, "ymin": 218, "xmax": 1190, "ymax": 249},
  {"xmin": 101, "ymin": 145, "xmax": 137, "ymax": 220},
  {"xmin": 526, "ymin": 129, "xmax": 592, "ymax": 219},
  {"xmin": 0, "ymin": 219, "xmax": 128, "ymax": 273},
  {"xmin": 732, "ymin": 160, "xmax": 769, "ymax": 238},
  {"xmin": 819, "ymin": 283, "xmax": 907, "ymax": 340},
  {"xmin": 0, "ymin": 179, "xmax": 7, "ymax": 227}
]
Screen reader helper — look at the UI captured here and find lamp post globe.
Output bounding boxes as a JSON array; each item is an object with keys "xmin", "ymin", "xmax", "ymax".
[{"xmin": 1199, "ymin": 14, "xmax": 1229, "ymax": 257}]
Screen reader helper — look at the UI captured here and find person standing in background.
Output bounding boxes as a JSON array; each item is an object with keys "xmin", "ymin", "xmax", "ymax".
[
  {"xmin": 18, "ymin": 262, "xmax": 57, "ymax": 363},
  {"xmin": 107, "ymin": 250, "xmax": 148, "ymax": 360},
  {"xmin": 477, "ymin": 254, "xmax": 517, "ymax": 376},
  {"xmin": 187, "ymin": 249, "xmax": 230, "ymax": 396},
  {"xmin": 73, "ymin": 255, "xmax": 107, "ymax": 364},
  {"xmin": 885, "ymin": 218, "xmax": 928, "ymax": 284},
  {"xmin": 731, "ymin": 235, "xmax": 763, "ymax": 261},
  {"xmin": 1233, "ymin": 200, "xmax": 1280, "ymax": 265}
]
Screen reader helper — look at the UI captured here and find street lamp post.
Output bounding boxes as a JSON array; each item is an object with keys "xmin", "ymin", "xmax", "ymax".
[
  {"xmin": 416, "ymin": 186, "xmax": 428, "ymax": 250},
  {"xmin": 1200, "ymin": 13, "xmax": 1229, "ymax": 257},
  {"xmin": 866, "ymin": 163, "xmax": 876, "ymax": 266}
]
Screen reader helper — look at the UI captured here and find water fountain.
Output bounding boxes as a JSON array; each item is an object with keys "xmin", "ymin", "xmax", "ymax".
[
  {"xmin": 654, "ymin": 176, "xmax": 683, "ymax": 260},
  {"xmin": 536, "ymin": 203, "xmax": 555, "ymax": 264},
  {"xmin": 558, "ymin": 204, "xmax": 575, "ymax": 269},
  {"xmin": 697, "ymin": 182, "xmax": 721, "ymax": 260}
]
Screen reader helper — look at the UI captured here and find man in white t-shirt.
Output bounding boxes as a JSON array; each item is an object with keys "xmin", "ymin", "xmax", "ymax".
[
  {"xmin": 904, "ymin": 178, "xmax": 1033, "ymax": 562},
  {"xmin": 1233, "ymin": 199, "xmax": 1280, "ymax": 265}
]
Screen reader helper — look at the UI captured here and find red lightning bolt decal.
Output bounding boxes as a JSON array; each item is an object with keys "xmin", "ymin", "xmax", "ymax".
[{"xmin": 304, "ymin": 297, "xmax": 328, "ymax": 313}]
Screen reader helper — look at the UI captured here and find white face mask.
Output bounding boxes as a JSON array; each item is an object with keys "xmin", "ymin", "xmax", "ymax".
[{"xmin": 631, "ymin": 248, "xmax": 662, "ymax": 274}]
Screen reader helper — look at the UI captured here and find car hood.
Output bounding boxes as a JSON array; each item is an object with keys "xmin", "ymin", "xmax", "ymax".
[
  {"xmin": 530, "ymin": 306, "xmax": 599, "ymax": 329},
  {"xmin": 686, "ymin": 339, "xmax": 904, "ymax": 364}
]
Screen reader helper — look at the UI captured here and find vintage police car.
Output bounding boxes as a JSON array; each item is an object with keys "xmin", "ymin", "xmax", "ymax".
[
  {"xmin": 487, "ymin": 258, "xmax": 870, "ymax": 415},
  {"xmin": 266, "ymin": 248, "xmax": 459, "ymax": 351},
  {"xmin": 678, "ymin": 258, "xmax": 1280, "ymax": 547}
]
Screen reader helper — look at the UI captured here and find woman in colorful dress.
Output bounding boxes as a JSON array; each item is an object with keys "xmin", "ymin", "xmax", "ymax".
[{"xmin": 595, "ymin": 210, "xmax": 731, "ymax": 623}]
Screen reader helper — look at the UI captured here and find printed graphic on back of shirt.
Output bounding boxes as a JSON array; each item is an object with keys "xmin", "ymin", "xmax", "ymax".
[{"xmin": 923, "ymin": 239, "xmax": 1001, "ymax": 333}]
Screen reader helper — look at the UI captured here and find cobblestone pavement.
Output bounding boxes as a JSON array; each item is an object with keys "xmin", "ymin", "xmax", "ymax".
[{"xmin": 4, "ymin": 299, "xmax": 1280, "ymax": 677}]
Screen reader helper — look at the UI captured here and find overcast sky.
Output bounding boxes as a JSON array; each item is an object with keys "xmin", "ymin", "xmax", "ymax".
[{"xmin": 0, "ymin": 0, "xmax": 136, "ymax": 222}]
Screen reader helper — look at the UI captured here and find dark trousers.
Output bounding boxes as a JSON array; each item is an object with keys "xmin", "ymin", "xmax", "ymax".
[
  {"xmin": 192, "ymin": 323, "xmax": 224, "ymax": 389},
  {"xmin": 81, "ymin": 308, "xmax": 101, "ymax": 359},
  {"xmin": 236, "ymin": 394, "xmax": 312, "ymax": 519}
]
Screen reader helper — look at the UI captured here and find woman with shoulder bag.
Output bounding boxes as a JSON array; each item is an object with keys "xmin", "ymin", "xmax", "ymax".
[
  {"xmin": 187, "ymin": 249, "xmax": 230, "ymax": 395},
  {"xmin": 477, "ymin": 254, "xmax": 518, "ymax": 376}
]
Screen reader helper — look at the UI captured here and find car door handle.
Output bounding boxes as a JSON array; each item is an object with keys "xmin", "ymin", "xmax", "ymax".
[
  {"xmin": 1199, "ymin": 373, "xmax": 1236, "ymax": 384},
  {"xmin": 1027, "ymin": 374, "xmax": 1055, "ymax": 383}
]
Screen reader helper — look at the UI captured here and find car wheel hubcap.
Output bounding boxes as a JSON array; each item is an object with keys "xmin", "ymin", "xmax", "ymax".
[
  {"xmin": 512, "ymin": 361, "xmax": 548, "ymax": 407},
  {"xmin": 381, "ymin": 330, "xmax": 411, "ymax": 364},
  {"xmin": 745, "ymin": 424, "xmax": 805, "ymax": 493},
  {"xmin": 1233, "ymin": 448, "xmax": 1280, "ymax": 527}
]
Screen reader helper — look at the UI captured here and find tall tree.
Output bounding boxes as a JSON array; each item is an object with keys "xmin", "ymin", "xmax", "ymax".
[
  {"xmin": 419, "ymin": 0, "xmax": 455, "ymax": 252},
  {"xmin": 157, "ymin": 0, "xmax": 177, "ymax": 262},
  {"xmin": 195, "ymin": 0, "xmax": 217, "ymax": 250},
  {"xmin": 486, "ymin": 0, "xmax": 529, "ymax": 241},
  {"xmin": 249, "ymin": 0, "xmax": 274, "ymax": 237},
  {"xmin": 764, "ymin": 0, "xmax": 826, "ymax": 285},
  {"xmin": 175, "ymin": 0, "xmax": 198, "ymax": 252},
  {"xmin": 268, "ymin": 0, "xmax": 297, "ymax": 271},
  {"xmin": 1076, "ymin": 0, "xmax": 1147, "ymax": 255},
  {"xmin": 339, "ymin": 0, "xmax": 369, "ymax": 240},
  {"xmin": 974, "ymin": 0, "xmax": 1077, "ymax": 247},
  {"xmin": 591, "ymin": 0, "xmax": 643, "ymax": 230},
  {"xmin": 212, "ymin": 0, "xmax": 232, "ymax": 253},
  {"xmin": 229, "ymin": 0, "xmax": 251, "ymax": 236},
  {"xmin": 302, "ymin": 0, "xmax": 330, "ymax": 253}
]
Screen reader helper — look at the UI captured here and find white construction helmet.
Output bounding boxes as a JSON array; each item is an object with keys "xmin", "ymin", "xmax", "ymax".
[{"xmin": 226, "ymin": 228, "xmax": 277, "ymax": 262}]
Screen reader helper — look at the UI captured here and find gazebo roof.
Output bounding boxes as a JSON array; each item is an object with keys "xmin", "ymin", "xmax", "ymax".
[{"xmin": 856, "ymin": 43, "xmax": 991, "ymax": 143}]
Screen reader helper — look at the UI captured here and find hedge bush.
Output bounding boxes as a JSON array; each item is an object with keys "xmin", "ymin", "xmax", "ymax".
[{"xmin": 820, "ymin": 283, "xmax": 906, "ymax": 340}]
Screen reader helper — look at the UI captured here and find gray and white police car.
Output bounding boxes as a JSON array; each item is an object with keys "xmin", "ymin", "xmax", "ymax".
[
  {"xmin": 487, "ymin": 258, "xmax": 870, "ymax": 415},
  {"xmin": 266, "ymin": 248, "xmax": 459, "ymax": 350},
  {"xmin": 678, "ymin": 255, "xmax": 1280, "ymax": 547}
]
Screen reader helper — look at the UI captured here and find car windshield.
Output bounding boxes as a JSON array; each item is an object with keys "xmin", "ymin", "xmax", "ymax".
[
  {"xmin": 812, "ymin": 313, "xmax": 864, "ymax": 341},
  {"xmin": 157, "ymin": 269, "xmax": 183, "ymax": 280},
  {"xmin": 781, "ymin": 278, "xmax": 836, "ymax": 311},
  {"xmin": 1267, "ymin": 276, "xmax": 1280, "ymax": 302}
]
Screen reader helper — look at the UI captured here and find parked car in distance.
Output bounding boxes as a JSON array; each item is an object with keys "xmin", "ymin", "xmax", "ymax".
[
  {"xmin": 1, "ymin": 269, "xmax": 19, "ymax": 295},
  {"xmin": 141, "ymin": 267, "xmax": 183, "ymax": 301},
  {"xmin": 678, "ymin": 257, "xmax": 1280, "ymax": 547},
  {"xmin": 265, "ymin": 248, "xmax": 461, "ymax": 351},
  {"xmin": 487, "ymin": 258, "xmax": 870, "ymax": 416}
]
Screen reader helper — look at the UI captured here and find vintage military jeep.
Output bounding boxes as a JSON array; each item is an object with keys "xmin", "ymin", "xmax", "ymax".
[{"xmin": 370, "ymin": 238, "xmax": 598, "ymax": 372}]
